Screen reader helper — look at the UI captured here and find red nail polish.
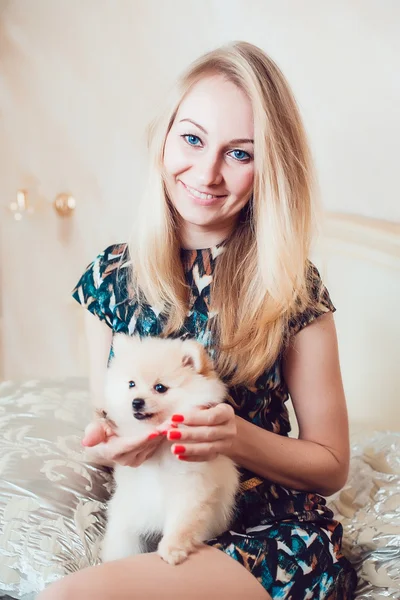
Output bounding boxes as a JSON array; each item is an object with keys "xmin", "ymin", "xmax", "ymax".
[
  {"xmin": 178, "ymin": 455, "xmax": 189, "ymax": 461},
  {"xmin": 148, "ymin": 432, "xmax": 159, "ymax": 440},
  {"xmin": 173, "ymin": 445, "xmax": 186, "ymax": 455},
  {"xmin": 159, "ymin": 430, "xmax": 168, "ymax": 435},
  {"xmin": 168, "ymin": 430, "xmax": 181, "ymax": 440},
  {"xmin": 171, "ymin": 414, "xmax": 184, "ymax": 423}
]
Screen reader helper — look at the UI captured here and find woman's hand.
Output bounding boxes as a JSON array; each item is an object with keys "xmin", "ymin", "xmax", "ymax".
[
  {"xmin": 157, "ymin": 403, "xmax": 237, "ymax": 462},
  {"xmin": 82, "ymin": 420, "xmax": 165, "ymax": 467}
]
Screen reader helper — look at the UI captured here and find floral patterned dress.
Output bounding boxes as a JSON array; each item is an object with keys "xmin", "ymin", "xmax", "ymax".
[{"xmin": 72, "ymin": 243, "xmax": 357, "ymax": 599}]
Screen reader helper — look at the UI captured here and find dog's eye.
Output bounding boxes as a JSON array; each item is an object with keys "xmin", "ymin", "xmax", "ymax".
[
  {"xmin": 154, "ymin": 383, "xmax": 168, "ymax": 394},
  {"xmin": 128, "ymin": 381, "xmax": 135, "ymax": 389}
]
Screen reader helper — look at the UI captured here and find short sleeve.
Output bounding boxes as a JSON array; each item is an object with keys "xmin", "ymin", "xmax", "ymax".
[
  {"xmin": 72, "ymin": 243, "xmax": 128, "ymax": 329},
  {"xmin": 289, "ymin": 262, "xmax": 336, "ymax": 336}
]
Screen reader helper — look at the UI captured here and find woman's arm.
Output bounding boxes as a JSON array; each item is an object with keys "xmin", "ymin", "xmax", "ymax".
[
  {"xmin": 81, "ymin": 311, "xmax": 115, "ymax": 465},
  {"xmin": 229, "ymin": 312, "xmax": 350, "ymax": 496},
  {"xmin": 167, "ymin": 312, "xmax": 350, "ymax": 497},
  {"xmin": 83, "ymin": 311, "xmax": 113, "ymax": 415}
]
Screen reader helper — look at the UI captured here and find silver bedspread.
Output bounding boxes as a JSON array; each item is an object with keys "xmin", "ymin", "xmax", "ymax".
[{"xmin": 0, "ymin": 379, "xmax": 398, "ymax": 599}]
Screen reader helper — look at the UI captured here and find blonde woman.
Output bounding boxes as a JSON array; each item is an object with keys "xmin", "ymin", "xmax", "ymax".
[{"xmin": 39, "ymin": 42, "xmax": 357, "ymax": 599}]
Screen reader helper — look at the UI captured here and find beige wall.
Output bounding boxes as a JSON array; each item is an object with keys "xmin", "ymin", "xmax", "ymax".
[{"xmin": 0, "ymin": 0, "xmax": 399, "ymax": 381}]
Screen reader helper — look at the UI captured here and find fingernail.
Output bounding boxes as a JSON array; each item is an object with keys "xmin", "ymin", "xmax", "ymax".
[
  {"xmin": 173, "ymin": 445, "xmax": 185, "ymax": 455},
  {"xmin": 168, "ymin": 430, "xmax": 181, "ymax": 440},
  {"xmin": 170, "ymin": 423, "xmax": 178, "ymax": 428},
  {"xmin": 171, "ymin": 414, "xmax": 184, "ymax": 423},
  {"xmin": 148, "ymin": 432, "xmax": 159, "ymax": 440},
  {"xmin": 159, "ymin": 430, "xmax": 168, "ymax": 436},
  {"xmin": 81, "ymin": 439, "xmax": 88, "ymax": 447},
  {"xmin": 178, "ymin": 455, "xmax": 189, "ymax": 461}
]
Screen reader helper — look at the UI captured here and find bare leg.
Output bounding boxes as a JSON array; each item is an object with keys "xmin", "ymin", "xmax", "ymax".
[{"xmin": 37, "ymin": 545, "xmax": 271, "ymax": 600}]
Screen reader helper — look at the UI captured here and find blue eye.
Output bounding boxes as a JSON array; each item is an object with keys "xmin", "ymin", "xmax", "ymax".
[
  {"xmin": 230, "ymin": 149, "xmax": 250, "ymax": 161},
  {"xmin": 154, "ymin": 383, "xmax": 168, "ymax": 394},
  {"xmin": 128, "ymin": 381, "xmax": 135, "ymax": 388},
  {"xmin": 183, "ymin": 134, "xmax": 201, "ymax": 147}
]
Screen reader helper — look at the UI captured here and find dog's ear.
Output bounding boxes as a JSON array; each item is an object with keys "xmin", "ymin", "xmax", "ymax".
[{"xmin": 182, "ymin": 340, "xmax": 214, "ymax": 376}]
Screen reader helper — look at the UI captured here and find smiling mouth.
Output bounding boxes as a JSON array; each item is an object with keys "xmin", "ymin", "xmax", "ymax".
[{"xmin": 180, "ymin": 181, "xmax": 227, "ymax": 202}]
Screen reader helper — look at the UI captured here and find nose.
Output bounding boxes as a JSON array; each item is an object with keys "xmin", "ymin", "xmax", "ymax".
[
  {"xmin": 132, "ymin": 398, "xmax": 145, "ymax": 411},
  {"xmin": 196, "ymin": 151, "xmax": 223, "ymax": 187}
]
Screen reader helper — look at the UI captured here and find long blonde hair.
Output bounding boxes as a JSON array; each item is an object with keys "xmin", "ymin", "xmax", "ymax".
[{"xmin": 129, "ymin": 41, "xmax": 317, "ymax": 385}]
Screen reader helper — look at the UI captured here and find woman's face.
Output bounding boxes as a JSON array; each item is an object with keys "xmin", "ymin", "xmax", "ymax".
[{"xmin": 163, "ymin": 74, "xmax": 254, "ymax": 246}]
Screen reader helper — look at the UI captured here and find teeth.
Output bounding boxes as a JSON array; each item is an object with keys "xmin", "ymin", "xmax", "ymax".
[{"xmin": 185, "ymin": 184, "xmax": 218, "ymax": 200}]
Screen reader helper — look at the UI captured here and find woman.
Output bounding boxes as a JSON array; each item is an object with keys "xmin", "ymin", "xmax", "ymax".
[{"xmin": 39, "ymin": 41, "xmax": 357, "ymax": 599}]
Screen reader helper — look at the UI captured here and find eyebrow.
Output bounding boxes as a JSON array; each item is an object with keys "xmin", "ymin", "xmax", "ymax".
[{"xmin": 179, "ymin": 118, "xmax": 254, "ymax": 145}]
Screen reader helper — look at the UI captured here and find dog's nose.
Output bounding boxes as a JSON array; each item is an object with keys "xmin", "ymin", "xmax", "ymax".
[{"xmin": 132, "ymin": 398, "xmax": 145, "ymax": 411}]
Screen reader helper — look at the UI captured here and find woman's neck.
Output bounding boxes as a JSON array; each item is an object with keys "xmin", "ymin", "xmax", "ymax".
[{"xmin": 179, "ymin": 220, "xmax": 236, "ymax": 250}]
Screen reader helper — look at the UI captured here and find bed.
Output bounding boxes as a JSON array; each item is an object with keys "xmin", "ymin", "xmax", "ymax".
[{"xmin": 0, "ymin": 213, "xmax": 399, "ymax": 599}]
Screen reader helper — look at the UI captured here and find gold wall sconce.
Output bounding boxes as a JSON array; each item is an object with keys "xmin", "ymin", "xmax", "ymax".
[
  {"xmin": 53, "ymin": 193, "xmax": 76, "ymax": 217},
  {"xmin": 8, "ymin": 190, "xmax": 34, "ymax": 221},
  {"xmin": 8, "ymin": 190, "xmax": 76, "ymax": 220}
]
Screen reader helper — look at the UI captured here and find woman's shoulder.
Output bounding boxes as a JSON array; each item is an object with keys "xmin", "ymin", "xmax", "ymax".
[
  {"xmin": 92, "ymin": 243, "xmax": 130, "ymax": 279},
  {"xmin": 71, "ymin": 243, "xmax": 131, "ymax": 325},
  {"xmin": 77, "ymin": 242, "xmax": 131, "ymax": 288},
  {"xmin": 305, "ymin": 260, "xmax": 334, "ymax": 305},
  {"xmin": 288, "ymin": 260, "xmax": 336, "ymax": 337}
]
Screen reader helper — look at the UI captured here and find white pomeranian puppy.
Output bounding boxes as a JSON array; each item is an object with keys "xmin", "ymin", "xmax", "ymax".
[{"xmin": 100, "ymin": 334, "xmax": 239, "ymax": 565}]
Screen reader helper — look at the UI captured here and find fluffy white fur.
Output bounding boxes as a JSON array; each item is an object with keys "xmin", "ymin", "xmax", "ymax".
[{"xmin": 101, "ymin": 334, "xmax": 239, "ymax": 565}]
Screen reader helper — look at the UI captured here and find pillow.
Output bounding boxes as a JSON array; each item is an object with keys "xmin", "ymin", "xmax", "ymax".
[
  {"xmin": 328, "ymin": 431, "xmax": 400, "ymax": 599},
  {"xmin": 0, "ymin": 379, "xmax": 112, "ymax": 599}
]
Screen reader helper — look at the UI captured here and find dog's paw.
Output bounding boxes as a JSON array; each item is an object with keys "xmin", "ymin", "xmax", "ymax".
[{"xmin": 157, "ymin": 537, "xmax": 197, "ymax": 565}]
